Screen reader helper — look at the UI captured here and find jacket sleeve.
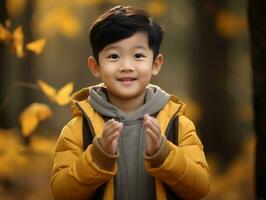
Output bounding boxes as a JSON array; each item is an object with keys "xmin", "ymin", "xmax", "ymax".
[
  {"xmin": 144, "ymin": 115, "xmax": 210, "ymax": 200},
  {"xmin": 50, "ymin": 116, "xmax": 116, "ymax": 200}
]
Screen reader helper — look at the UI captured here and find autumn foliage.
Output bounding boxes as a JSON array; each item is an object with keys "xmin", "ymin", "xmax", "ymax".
[{"xmin": 0, "ymin": 0, "xmax": 254, "ymax": 199}]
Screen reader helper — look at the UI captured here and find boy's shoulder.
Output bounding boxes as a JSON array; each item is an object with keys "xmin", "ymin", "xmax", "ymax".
[
  {"xmin": 65, "ymin": 85, "xmax": 196, "ymax": 146},
  {"xmin": 69, "ymin": 85, "xmax": 105, "ymax": 137},
  {"xmin": 68, "ymin": 84, "xmax": 188, "ymax": 132},
  {"xmin": 70, "ymin": 85, "xmax": 186, "ymax": 117},
  {"xmin": 159, "ymin": 94, "xmax": 186, "ymax": 115},
  {"xmin": 70, "ymin": 84, "xmax": 105, "ymax": 117}
]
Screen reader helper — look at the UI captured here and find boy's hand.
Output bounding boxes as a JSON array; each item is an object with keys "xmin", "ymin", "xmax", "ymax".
[
  {"xmin": 99, "ymin": 119, "xmax": 123, "ymax": 155},
  {"xmin": 144, "ymin": 114, "xmax": 162, "ymax": 156}
]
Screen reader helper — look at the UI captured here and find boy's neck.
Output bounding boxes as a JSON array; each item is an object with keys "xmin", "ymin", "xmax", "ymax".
[{"xmin": 107, "ymin": 92, "xmax": 145, "ymax": 114}]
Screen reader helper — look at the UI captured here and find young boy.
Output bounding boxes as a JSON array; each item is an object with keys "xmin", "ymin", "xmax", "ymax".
[{"xmin": 51, "ymin": 5, "xmax": 210, "ymax": 200}]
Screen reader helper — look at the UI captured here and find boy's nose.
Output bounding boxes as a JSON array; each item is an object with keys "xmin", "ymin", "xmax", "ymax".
[{"xmin": 119, "ymin": 65, "xmax": 134, "ymax": 72}]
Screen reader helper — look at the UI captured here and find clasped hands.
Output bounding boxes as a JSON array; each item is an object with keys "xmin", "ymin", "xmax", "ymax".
[{"xmin": 98, "ymin": 114, "xmax": 162, "ymax": 156}]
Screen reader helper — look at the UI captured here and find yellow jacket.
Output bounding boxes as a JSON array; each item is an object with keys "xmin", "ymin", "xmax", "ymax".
[{"xmin": 51, "ymin": 87, "xmax": 210, "ymax": 200}]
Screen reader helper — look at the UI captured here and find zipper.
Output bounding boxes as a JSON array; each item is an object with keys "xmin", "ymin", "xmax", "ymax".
[
  {"xmin": 115, "ymin": 113, "xmax": 128, "ymax": 200},
  {"xmin": 137, "ymin": 125, "xmax": 144, "ymax": 200},
  {"xmin": 119, "ymin": 125, "xmax": 128, "ymax": 200}
]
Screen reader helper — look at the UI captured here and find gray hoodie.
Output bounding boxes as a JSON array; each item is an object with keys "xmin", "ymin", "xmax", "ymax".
[{"xmin": 88, "ymin": 84, "xmax": 170, "ymax": 200}]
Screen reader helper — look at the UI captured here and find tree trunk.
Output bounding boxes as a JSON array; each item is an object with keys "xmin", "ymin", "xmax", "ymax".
[
  {"xmin": 248, "ymin": 0, "xmax": 266, "ymax": 199},
  {"xmin": 0, "ymin": 1, "xmax": 8, "ymax": 127},
  {"xmin": 192, "ymin": 1, "xmax": 240, "ymax": 169},
  {"xmin": 0, "ymin": 1, "xmax": 35, "ymax": 128},
  {"xmin": 19, "ymin": 0, "xmax": 35, "ymax": 107}
]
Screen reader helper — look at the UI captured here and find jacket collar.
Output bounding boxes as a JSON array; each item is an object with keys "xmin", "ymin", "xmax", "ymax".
[{"xmin": 71, "ymin": 84, "xmax": 186, "ymax": 137}]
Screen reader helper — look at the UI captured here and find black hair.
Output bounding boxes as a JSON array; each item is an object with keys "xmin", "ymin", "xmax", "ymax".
[{"xmin": 89, "ymin": 5, "xmax": 164, "ymax": 62}]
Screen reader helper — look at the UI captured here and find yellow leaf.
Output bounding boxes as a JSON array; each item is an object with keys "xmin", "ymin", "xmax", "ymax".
[
  {"xmin": 0, "ymin": 150, "xmax": 28, "ymax": 177},
  {"xmin": 12, "ymin": 26, "xmax": 24, "ymax": 58},
  {"xmin": 21, "ymin": 114, "xmax": 38, "ymax": 137},
  {"xmin": 215, "ymin": 10, "xmax": 247, "ymax": 38},
  {"xmin": 26, "ymin": 38, "xmax": 46, "ymax": 54},
  {"xmin": 30, "ymin": 135, "xmax": 57, "ymax": 154},
  {"xmin": 0, "ymin": 23, "xmax": 12, "ymax": 42},
  {"xmin": 37, "ymin": 7, "xmax": 81, "ymax": 38},
  {"xmin": 77, "ymin": 0, "xmax": 103, "ymax": 6},
  {"xmin": 146, "ymin": 1, "xmax": 167, "ymax": 17},
  {"xmin": 54, "ymin": 82, "xmax": 74, "ymax": 105},
  {"xmin": 0, "ymin": 130, "xmax": 28, "ymax": 177},
  {"xmin": 19, "ymin": 103, "xmax": 52, "ymax": 136},
  {"xmin": 6, "ymin": 0, "xmax": 27, "ymax": 18},
  {"xmin": 56, "ymin": 8, "xmax": 81, "ymax": 38},
  {"xmin": 37, "ymin": 80, "xmax": 74, "ymax": 105},
  {"xmin": 37, "ymin": 79, "xmax": 56, "ymax": 101}
]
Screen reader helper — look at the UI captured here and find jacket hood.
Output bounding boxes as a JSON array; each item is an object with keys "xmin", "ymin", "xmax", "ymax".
[
  {"xmin": 70, "ymin": 85, "xmax": 95, "ymax": 116},
  {"xmin": 88, "ymin": 84, "xmax": 171, "ymax": 122},
  {"xmin": 70, "ymin": 83, "xmax": 186, "ymax": 118}
]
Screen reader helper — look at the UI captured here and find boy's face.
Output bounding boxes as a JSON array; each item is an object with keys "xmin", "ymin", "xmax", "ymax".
[{"xmin": 88, "ymin": 32, "xmax": 163, "ymax": 101}]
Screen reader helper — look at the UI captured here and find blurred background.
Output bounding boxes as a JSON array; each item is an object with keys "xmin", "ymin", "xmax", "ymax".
[{"xmin": 0, "ymin": 0, "xmax": 256, "ymax": 199}]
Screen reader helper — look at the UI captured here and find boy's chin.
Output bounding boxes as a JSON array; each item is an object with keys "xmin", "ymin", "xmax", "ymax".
[{"xmin": 108, "ymin": 90, "xmax": 145, "ymax": 100}]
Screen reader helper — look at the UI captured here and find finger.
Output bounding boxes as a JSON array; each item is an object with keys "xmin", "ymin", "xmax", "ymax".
[
  {"xmin": 104, "ymin": 123, "xmax": 123, "ymax": 148},
  {"xmin": 117, "ymin": 122, "xmax": 123, "ymax": 131},
  {"xmin": 103, "ymin": 119, "xmax": 116, "ymax": 133},
  {"xmin": 105, "ymin": 131, "xmax": 120, "ymax": 145},
  {"xmin": 144, "ymin": 114, "xmax": 151, "ymax": 122},
  {"xmin": 105, "ymin": 118, "xmax": 115, "ymax": 127},
  {"xmin": 103, "ymin": 121, "xmax": 122, "ymax": 137},
  {"xmin": 144, "ymin": 115, "xmax": 160, "ymax": 131},
  {"xmin": 147, "ymin": 116, "xmax": 160, "ymax": 130},
  {"xmin": 146, "ymin": 128, "xmax": 161, "ymax": 144},
  {"xmin": 105, "ymin": 119, "xmax": 118, "ymax": 129},
  {"xmin": 144, "ymin": 118, "xmax": 160, "ymax": 136},
  {"xmin": 106, "ymin": 123, "xmax": 123, "ymax": 141}
]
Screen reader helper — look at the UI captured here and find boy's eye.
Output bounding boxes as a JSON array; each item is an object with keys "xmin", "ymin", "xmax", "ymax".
[
  {"xmin": 107, "ymin": 54, "xmax": 119, "ymax": 59},
  {"xmin": 134, "ymin": 53, "xmax": 145, "ymax": 59}
]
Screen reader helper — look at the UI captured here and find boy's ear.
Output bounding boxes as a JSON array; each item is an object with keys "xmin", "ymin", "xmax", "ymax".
[
  {"xmin": 152, "ymin": 54, "xmax": 163, "ymax": 76},
  {"xmin": 88, "ymin": 56, "xmax": 100, "ymax": 77}
]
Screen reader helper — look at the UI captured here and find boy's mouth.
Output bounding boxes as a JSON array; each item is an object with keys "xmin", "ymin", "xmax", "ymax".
[{"xmin": 117, "ymin": 77, "xmax": 137, "ymax": 82}]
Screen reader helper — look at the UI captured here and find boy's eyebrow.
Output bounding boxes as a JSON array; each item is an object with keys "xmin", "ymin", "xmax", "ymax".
[
  {"xmin": 104, "ymin": 45, "xmax": 119, "ymax": 51},
  {"xmin": 134, "ymin": 45, "xmax": 149, "ymax": 50},
  {"xmin": 104, "ymin": 45, "xmax": 149, "ymax": 51}
]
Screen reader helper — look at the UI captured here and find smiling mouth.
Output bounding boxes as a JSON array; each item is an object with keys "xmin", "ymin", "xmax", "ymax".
[{"xmin": 117, "ymin": 78, "xmax": 137, "ymax": 82}]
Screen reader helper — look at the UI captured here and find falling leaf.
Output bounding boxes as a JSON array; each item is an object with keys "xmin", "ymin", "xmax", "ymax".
[
  {"xmin": 0, "ymin": 25, "xmax": 24, "ymax": 58},
  {"xmin": 0, "ymin": 130, "xmax": 28, "ymax": 177},
  {"xmin": 54, "ymin": 82, "xmax": 74, "ymax": 105},
  {"xmin": 30, "ymin": 135, "xmax": 57, "ymax": 154},
  {"xmin": 146, "ymin": 1, "xmax": 167, "ymax": 17},
  {"xmin": 37, "ymin": 80, "xmax": 56, "ymax": 101},
  {"xmin": 37, "ymin": 7, "xmax": 81, "ymax": 38},
  {"xmin": 0, "ymin": 148, "xmax": 28, "ymax": 177},
  {"xmin": 215, "ymin": 10, "xmax": 247, "ymax": 38},
  {"xmin": 12, "ymin": 26, "xmax": 24, "ymax": 58},
  {"xmin": 26, "ymin": 38, "xmax": 46, "ymax": 54},
  {"xmin": 19, "ymin": 103, "xmax": 52, "ymax": 136},
  {"xmin": 37, "ymin": 80, "xmax": 74, "ymax": 106},
  {"xmin": 77, "ymin": 0, "xmax": 103, "ymax": 7},
  {"xmin": 6, "ymin": 0, "xmax": 27, "ymax": 18},
  {"xmin": 0, "ymin": 23, "xmax": 12, "ymax": 42},
  {"xmin": 0, "ymin": 23, "xmax": 46, "ymax": 58}
]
